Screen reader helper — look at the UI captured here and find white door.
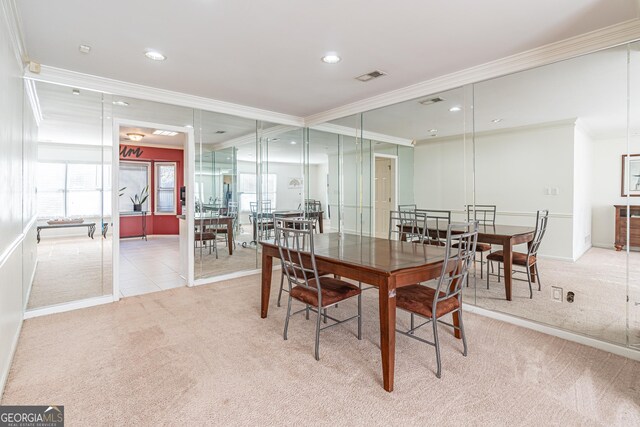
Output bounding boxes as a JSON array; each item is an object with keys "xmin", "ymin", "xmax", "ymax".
[{"xmin": 375, "ymin": 158, "xmax": 393, "ymax": 238}]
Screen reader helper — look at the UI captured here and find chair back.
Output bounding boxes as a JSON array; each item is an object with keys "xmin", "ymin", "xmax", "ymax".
[
  {"xmin": 466, "ymin": 204, "xmax": 496, "ymax": 226},
  {"xmin": 398, "ymin": 204, "xmax": 417, "ymax": 212},
  {"xmin": 528, "ymin": 210, "xmax": 549, "ymax": 257},
  {"xmin": 389, "ymin": 209, "xmax": 426, "ymax": 242},
  {"xmin": 227, "ymin": 201, "xmax": 239, "ymax": 218},
  {"xmin": 434, "ymin": 222, "xmax": 478, "ymax": 308},
  {"xmin": 274, "ymin": 218, "xmax": 322, "ymax": 303},
  {"xmin": 416, "ymin": 209, "xmax": 451, "ymax": 246}
]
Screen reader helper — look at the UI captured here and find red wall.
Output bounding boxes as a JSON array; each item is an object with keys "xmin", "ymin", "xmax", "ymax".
[{"xmin": 119, "ymin": 144, "xmax": 184, "ymax": 237}]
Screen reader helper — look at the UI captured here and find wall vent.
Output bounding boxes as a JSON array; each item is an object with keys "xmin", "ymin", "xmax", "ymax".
[
  {"xmin": 355, "ymin": 70, "xmax": 387, "ymax": 82},
  {"xmin": 419, "ymin": 97, "xmax": 446, "ymax": 105}
]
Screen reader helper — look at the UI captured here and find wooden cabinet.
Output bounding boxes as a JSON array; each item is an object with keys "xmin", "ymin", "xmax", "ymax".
[{"xmin": 614, "ymin": 205, "xmax": 640, "ymax": 250}]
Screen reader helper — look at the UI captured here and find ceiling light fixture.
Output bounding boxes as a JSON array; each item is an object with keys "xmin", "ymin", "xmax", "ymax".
[
  {"xmin": 429, "ymin": 128, "xmax": 437, "ymax": 133},
  {"xmin": 491, "ymin": 118, "xmax": 503, "ymax": 123},
  {"xmin": 127, "ymin": 133, "xmax": 144, "ymax": 142},
  {"xmin": 321, "ymin": 53, "xmax": 341, "ymax": 64},
  {"xmin": 78, "ymin": 44, "xmax": 91, "ymax": 54},
  {"xmin": 185, "ymin": 124, "xmax": 193, "ymax": 129},
  {"xmin": 112, "ymin": 100, "xmax": 129, "ymax": 106},
  {"xmin": 449, "ymin": 106, "xmax": 462, "ymax": 112},
  {"xmin": 290, "ymin": 141, "xmax": 297, "ymax": 145},
  {"xmin": 144, "ymin": 50, "xmax": 166, "ymax": 61}
]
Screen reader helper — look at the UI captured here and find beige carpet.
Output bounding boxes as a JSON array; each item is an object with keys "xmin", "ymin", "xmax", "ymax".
[
  {"xmin": 4, "ymin": 272, "xmax": 639, "ymax": 426},
  {"xmin": 28, "ymin": 236, "xmax": 112, "ymax": 310},
  {"xmin": 463, "ymin": 247, "xmax": 640, "ymax": 346}
]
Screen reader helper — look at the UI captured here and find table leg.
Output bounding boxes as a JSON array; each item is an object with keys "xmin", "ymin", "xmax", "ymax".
[
  {"xmin": 378, "ymin": 278, "xmax": 396, "ymax": 392},
  {"xmin": 261, "ymin": 251, "xmax": 273, "ymax": 318},
  {"xmin": 89, "ymin": 224, "xmax": 95, "ymax": 239},
  {"xmin": 318, "ymin": 215, "xmax": 324, "ymax": 233},
  {"xmin": 227, "ymin": 220, "xmax": 234, "ymax": 255},
  {"xmin": 503, "ymin": 239, "xmax": 513, "ymax": 301},
  {"xmin": 37, "ymin": 228, "xmax": 41, "ymax": 244}
]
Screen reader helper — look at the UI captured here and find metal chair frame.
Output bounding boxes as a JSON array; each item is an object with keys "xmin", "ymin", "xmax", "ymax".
[
  {"xmin": 275, "ymin": 218, "xmax": 362, "ymax": 360},
  {"xmin": 396, "ymin": 221, "xmax": 478, "ymax": 378},
  {"xmin": 194, "ymin": 214, "xmax": 227, "ymax": 260},
  {"xmin": 486, "ymin": 210, "xmax": 549, "ymax": 298},
  {"xmin": 389, "ymin": 209, "xmax": 426, "ymax": 242},
  {"xmin": 465, "ymin": 204, "xmax": 497, "ymax": 278},
  {"xmin": 250, "ymin": 200, "xmax": 274, "ymax": 241},
  {"xmin": 416, "ymin": 209, "xmax": 451, "ymax": 246}
]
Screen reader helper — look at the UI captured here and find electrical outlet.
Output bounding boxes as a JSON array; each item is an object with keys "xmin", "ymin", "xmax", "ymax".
[{"xmin": 552, "ymin": 286, "xmax": 563, "ymax": 302}]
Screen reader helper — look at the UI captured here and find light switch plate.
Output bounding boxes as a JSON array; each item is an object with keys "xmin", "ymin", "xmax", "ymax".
[{"xmin": 552, "ymin": 286, "xmax": 563, "ymax": 302}]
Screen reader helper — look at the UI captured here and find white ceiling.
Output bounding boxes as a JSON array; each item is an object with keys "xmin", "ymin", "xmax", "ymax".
[{"xmin": 17, "ymin": 0, "xmax": 639, "ymax": 117}]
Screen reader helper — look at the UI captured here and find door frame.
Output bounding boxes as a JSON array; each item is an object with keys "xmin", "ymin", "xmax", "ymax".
[
  {"xmin": 372, "ymin": 153, "xmax": 398, "ymax": 238},
  {"xmin": 111, "ymin": 119, "xmax": 195, "ymax": 301}
]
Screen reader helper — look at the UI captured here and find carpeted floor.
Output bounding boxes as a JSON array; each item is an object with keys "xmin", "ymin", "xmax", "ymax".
[{"xmin": 4, "ymin": 272, "xmax": 639, "ymax": 426}]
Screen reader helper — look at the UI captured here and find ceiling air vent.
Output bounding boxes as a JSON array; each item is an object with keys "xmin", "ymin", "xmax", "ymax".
[
  {"xmin": 355, "ymin": 70, "xmax": 387, "ymax": 82},
  {"xmin": 419, "ymin": 97, "xmax": 445, "ymax": 105}
]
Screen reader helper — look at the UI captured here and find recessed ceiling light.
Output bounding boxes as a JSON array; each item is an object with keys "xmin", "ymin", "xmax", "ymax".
[
  {"xmin": 145, "ymin": 50, "xmax": 166, "ymax": 61},
  {"xmin": 226, "ymin": 157, "xmax": 231, "ymax": 160},
  {"xmin": 72, "ymin": 89, "xmax": 80, "ymax": 95},
  {"xmin": 429, "ymin": 128, "xmax": 437, "ymax": 132},
  {"xmin": 185, "ymin": 124, "xmax": 193, "ymax": 128},
  {"xmin": 79, "ymin": 44, "xmax": 91, "ymax": 54},
  {"xmin": 152, "ymin": 130, "xmax": 179, "ymax": 136},
  {"xmin": 449, "ymin": 106, "xmax": 462, "ymax": 112},
  {"xmin": 491, "ymin": 118, "xmax": 503, "ymax": 123},
  {"xmin": 127, "ymin": 133, "xmax": 144, "ymax": 142},
  {"xmin": 290, "ymin": 141, "xmax": 297, "ymax": 145},
  {"xmin": 321, "ymin": 53, "xmax": 341, "ymax": 64},
  {"xmin": 112, "ymin": 100, "xmax": 129, "ymax": 106}
]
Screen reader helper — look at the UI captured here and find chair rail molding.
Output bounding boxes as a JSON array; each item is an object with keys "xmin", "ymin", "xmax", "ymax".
[
  {"xmin": 24, "ymin": 66, "xmax": 306, "ymax": 127},
  {"xmin": 304, "ymin": 18, "xmax": 640, "ymax": 126}
]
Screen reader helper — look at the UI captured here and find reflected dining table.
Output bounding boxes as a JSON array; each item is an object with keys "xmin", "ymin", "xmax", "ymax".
[
  {"xmin": 401, "ymin": 222, "xmax": 536, "ymax": 301},
  {"xmin": 196, "ymin": 216, "xmax": 235, "ymax": 255},
  {"xmin": 260, "ymin": 233, "xmax": 457, "ymax": 392}
]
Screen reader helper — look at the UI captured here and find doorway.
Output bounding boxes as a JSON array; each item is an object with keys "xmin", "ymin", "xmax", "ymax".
[
  {"xmin": 374, "ymin": 154, "xmax": 397, "ymax": 238},
  {"xmin": 113, "ymin": 121, "xmax": 194, "ymax": 298}
]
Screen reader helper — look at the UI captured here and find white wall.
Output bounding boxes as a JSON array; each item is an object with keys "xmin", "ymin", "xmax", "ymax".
[
  {"xmin": 573, "ymin": 125, "xmax": 593, "ymax": 258},
  {"xmin": 0, "ymin": 6, "xmax": 38, "ymax": 395},
  {"xmin": 414, "ymin": 122, "xmax": 576, "ymax": 259},
  {"xmin": 590, "ymin": 135, "xmax": 640, "ymax": 248}
]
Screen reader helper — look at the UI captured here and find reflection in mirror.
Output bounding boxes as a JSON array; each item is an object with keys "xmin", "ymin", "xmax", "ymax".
[
  {"xmin": 629, "ymin": 41, "xmax": 640, "ymax": 348},
  {"xmin": 194, "ymin": 111, "xmax": 257, "ymax": 279},
  {"xmin": 473, "ymin": 45, "xmax": 629, "ymax": 344},
  {"xmin": 308, "ymin": 129, "xmax": 341, "ymax": 233},
  {"xmin": 28, "ymin": 82, "xmax": 112, "ymax": 309}
]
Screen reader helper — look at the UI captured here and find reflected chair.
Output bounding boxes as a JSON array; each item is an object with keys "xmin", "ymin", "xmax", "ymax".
[
  {"xmin": 389, "ymin": 209, "xmax": 426, "ymax": 242},
  {"xmin": 465, "ymin": 204, "xmax": 497, "ymax": 278},
  {"xmin": 250, "ymin": 200, "xmax": 275, "ymax": 241},
  {"xmin": 417, "ymin": 209, "xmax": 451, "ymax": 246},
  {"xmin": 216, "ymin": 201, "xmax": 239, "ymax": 250},
  {"xmin": 486, "ymin": 210, "xmax": 549, "ymax": 298},
  {"xmin": 396, "ymin": 221, "xmax": 478, "ymax": 378},
  {"xmin": 276, "ymin": 218, "xmax": 362, "ymax": 360},
  {"xmin": 398, "ymin": 204, "xmax": 417, "ymax": 212}
]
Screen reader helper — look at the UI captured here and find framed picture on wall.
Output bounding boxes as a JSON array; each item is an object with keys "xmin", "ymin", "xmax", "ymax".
[{"xmin": 621, "ymin": 154, "xmax": 640, "ymax": 196}]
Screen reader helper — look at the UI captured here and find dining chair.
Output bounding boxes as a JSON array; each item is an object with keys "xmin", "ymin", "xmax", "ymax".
[
  {"xmin": 417, "ymin": 209, "xmax": 451, "ymax": 246},
  {"xmin": 396, "ymin": 221, "xmax": 478, "ymax": 378},
  {"xmin": 275, "ymin": 218, "xmax": 362, "ymax": 360},
  {"xmin": 388, "ymin": 209, "xmax": 426, "ymax": 242},
  {"xmin": 398, "ymin": 204, "xmax": 417, "ymax": 212},
  {"xmin": 250, "ymin": 200, "xmax": 275, "ymax": 240},
  {"xmin": 465, "ymin": 204, "xmax": 497, "ymax": 278},
  {"xmin": 486, "ymin": 210, "xmax": 549, "ymax": 298}
]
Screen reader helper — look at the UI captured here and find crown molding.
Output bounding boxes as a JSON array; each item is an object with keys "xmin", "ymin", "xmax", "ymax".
[
  {"xmin": 304, "ymin": 18, "xmax": 640, "ymax": 126},
  {"xmin": 1, "ymin": 0, "xmax": 27, "ymax": 69},
  {"xmin": 24, "ymin": 65, "xmax": 305, "ymax": 127},
  {"xmin": 310, "ymin": 123, "xmax": 414, "ymax": 146}
]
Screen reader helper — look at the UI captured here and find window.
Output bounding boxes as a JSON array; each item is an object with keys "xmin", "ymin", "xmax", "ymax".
[
  {"xmin": 238, "ymin": 173, "xmax": 276, "ymax": 212},
  {"xmin": 119, "ymin": 161, "xmax": 150, "ymax": 213},
  {"xmin": 155, "ymin": 162, "xmax": 177, "ymax": 214},
  {"xmin": 36, "ymin": 162, "xmax": 108, "ymax": 219}
]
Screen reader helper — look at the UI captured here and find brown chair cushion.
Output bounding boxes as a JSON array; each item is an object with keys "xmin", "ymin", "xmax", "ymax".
[
  {"xmin": 452, "ymin": 242, "xmax": 491, "ymax": 252},
  {"xmin": 396, "ymin": 285, "xmax": 460, "ymax": 318},
  {"xmin": 486, "ymin": 250, "xmax": 535, "ymax": 266},
  {"xmin": 290, "ymin": 277, "xmax": 361, "ymax": 307},
  {"xmin": 195, "ymin": 232, "xmax": 216, "ymax": 241}
]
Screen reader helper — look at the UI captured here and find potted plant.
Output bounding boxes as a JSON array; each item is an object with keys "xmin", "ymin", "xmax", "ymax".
[{"xmin": 130, "ymin": 186, "xmax": 149, "ymax": 212}]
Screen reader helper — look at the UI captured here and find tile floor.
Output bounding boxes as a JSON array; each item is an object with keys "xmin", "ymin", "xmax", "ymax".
[{"xmin": 119, "ymin": 235, "xmax": 186, "ymax": 297}]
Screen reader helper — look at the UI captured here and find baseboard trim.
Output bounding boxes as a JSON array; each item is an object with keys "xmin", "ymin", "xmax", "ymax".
[
  {"xmin": 192, "ymin": 266, "xmax": 279, "ymax": 287},
  {"xmin": 23, "ymin": 295, "xmax": 113, "ymax": 319},
  {"xmin": 23, "ymin": 259, "xmax": 37, "ymax": 311},
  {"xmin": 464, "ymin": 304, "xmax": 640, "ymax": 361},
  {"xmin": 0, "ymin": 312, "xmax": 23, "ymax": 400}
]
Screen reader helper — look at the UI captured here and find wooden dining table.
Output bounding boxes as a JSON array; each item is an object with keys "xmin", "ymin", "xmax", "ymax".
[
  {"xmin": 260, "ymin": 232, "xmax": 457, "ymax": 392},
  {"xmin": 196, "ymin": 216, "xmax": 235, "ymax": 255},
  {"xmin": 401, "ymin": 222, "xmax": 536, "ymax": 301}
]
